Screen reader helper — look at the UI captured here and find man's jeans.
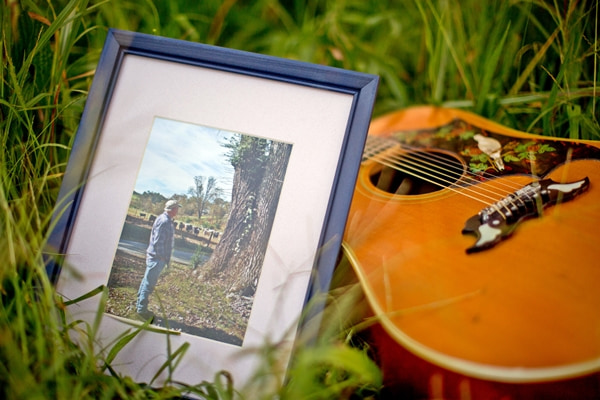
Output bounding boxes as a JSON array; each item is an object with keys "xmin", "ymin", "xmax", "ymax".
[{"xmin": 136, "ymin": 258, "xmax": 166, "ymax": 313}]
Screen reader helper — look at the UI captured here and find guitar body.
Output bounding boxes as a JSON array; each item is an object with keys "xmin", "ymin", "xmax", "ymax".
[{"xmin": 343, "ymin": 106, "xmax": 600, "ymax": 398}]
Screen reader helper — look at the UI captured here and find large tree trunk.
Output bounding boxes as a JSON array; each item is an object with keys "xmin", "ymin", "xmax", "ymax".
[
  {"xmin": 229, "ymin": 140, "xmax": 291, "ymax": 293},
  {"xmin": 203, "ymin": 137, "xmax": 291, "ymax": 296}
]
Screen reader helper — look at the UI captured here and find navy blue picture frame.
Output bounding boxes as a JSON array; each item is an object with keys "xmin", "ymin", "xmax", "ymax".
[{"xmin": 45, "ymin": 29, "xmax": 378, "ymax": 383}]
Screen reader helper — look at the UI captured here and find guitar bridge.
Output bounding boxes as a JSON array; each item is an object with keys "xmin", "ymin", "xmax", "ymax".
[{"xmin": 462, "ymin": 177, "xmax": 590, "ymax": 253}]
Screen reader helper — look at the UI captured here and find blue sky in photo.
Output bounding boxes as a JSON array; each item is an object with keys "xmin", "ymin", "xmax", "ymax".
[{"xmin": 134, "ymin": 117, "xmax": 235, "ymax": 201}]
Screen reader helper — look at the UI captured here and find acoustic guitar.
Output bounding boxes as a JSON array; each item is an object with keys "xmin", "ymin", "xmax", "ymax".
[{"xmin": 342, "ymin": 106, "xmax": 600, "ymax": 399}]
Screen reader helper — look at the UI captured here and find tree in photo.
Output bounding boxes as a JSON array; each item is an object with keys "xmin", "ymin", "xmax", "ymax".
[
  {"xmin": 203, "ymin": 135, "xmax": 292, "ymax": 296},
  {"xmin": 188, "ymin": 176, "xmax": 222, "ymax": 223}
]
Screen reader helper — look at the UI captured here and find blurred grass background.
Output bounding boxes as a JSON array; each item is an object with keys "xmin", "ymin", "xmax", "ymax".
[{"xmin": 1, "ymin": 0, "xmax": 598, "ymax": 398}]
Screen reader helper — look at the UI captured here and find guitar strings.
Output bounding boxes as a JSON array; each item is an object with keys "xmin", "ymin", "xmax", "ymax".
[
  {"xmin": 369, "ymin": 150, "xmax": 507, "ymax": 209},
  {"xmin": 391, "ymin": 148, "xmax": 531, "ymax": 212},
  {"xmin": 368, "ymin": 151, "xmax": 518, "ymax": 218},
  {"xmin": 402, "ymin": 144, "xmax": 526, "ymax": 191},
  {"xmin": 365, "ymin": 135, "xmax": 532, "ymax": 193},
  {"xmin": 365, "ymin": 136, "xmax": 526, "ymax": 194},
  {"xmin": 364, "ymin": 137, "xmax": 532, "ymax": 216},
  {"xmin": 394, "ymin": 145, "xmax": 529, "ymax": 198},
  {"xmin": 374, "ymin": 145, "xmax": 525, "ymax": 201}
]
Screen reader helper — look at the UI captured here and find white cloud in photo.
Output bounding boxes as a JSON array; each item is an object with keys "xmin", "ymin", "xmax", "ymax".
[{"xmin": 134, "ymin": 117, "xmax": 236, "ymax": 200}]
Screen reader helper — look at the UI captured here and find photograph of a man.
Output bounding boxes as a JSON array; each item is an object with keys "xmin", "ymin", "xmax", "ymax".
[
  {"xmin": 136, "ymin": 199, "xmax": 181, "ymax": 321},
  {"xmin": 105, "ymin": 118, "xmax": 293, "ymax": 344}
]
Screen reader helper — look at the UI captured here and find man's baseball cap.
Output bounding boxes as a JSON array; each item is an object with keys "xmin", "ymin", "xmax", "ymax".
[{"xmin": 164, "ymin": 200, "xmax": 181, "ymax": 211}]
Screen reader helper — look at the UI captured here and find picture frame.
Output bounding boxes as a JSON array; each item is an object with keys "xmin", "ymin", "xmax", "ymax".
[{"xmin": 45, "ymin": 29, "xmax": 378, "ymax": 390}]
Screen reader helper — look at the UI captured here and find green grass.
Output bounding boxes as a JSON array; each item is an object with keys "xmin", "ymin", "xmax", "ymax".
[
  {"xmin": 105, "ymin": 253, "xmax": 248, "ymax": 343},
  {"xmin": 1, "ymin": 0, "xmax": 598, "ymax": 398}
]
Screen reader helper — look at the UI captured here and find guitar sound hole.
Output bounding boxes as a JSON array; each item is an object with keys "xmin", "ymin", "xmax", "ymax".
[{"xmin": 369, "ymin": 150, "xmax": 463, "ymax": 195}]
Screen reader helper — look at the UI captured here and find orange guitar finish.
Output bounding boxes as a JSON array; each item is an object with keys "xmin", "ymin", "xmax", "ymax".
[{"xmin": 343, "ymin": 106, "xmax": 600, "ymax": 398}]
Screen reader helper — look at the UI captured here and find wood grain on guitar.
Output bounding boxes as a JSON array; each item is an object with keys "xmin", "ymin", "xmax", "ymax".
[{"xmin": 342, "ymin": 106, "xmax": 600, "ymax": 398}]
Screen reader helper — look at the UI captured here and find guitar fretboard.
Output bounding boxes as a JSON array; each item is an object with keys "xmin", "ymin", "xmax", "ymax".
[{"xmin": 362, "ymin": 136, "xmax": 397, "ymax": 162}]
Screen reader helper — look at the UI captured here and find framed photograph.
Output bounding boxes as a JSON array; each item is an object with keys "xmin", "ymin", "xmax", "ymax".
[{"xmin": 45, "ymin": 29, "xmax": 378, "ymax": 389}]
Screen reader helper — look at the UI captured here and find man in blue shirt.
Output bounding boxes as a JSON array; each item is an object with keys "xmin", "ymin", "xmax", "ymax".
[{"xmin": 136, "ymin": 199, "xmax": 180, "ymax": 321}]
